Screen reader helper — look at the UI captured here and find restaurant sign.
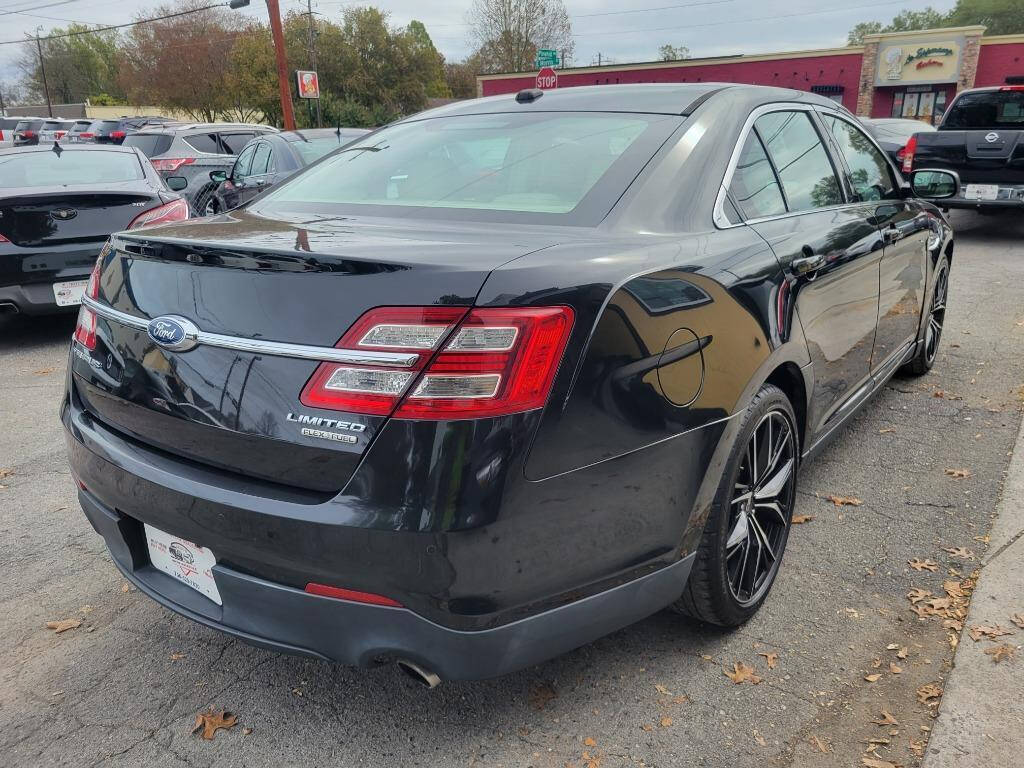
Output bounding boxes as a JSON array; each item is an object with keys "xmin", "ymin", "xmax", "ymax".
[{"xmin": 876, "ymin": 37, "xmax": 963, "ymax": 85}]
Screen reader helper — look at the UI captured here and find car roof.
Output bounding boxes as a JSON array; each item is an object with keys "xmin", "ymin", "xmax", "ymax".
[
  {"xmin": 280, "ymin": 128, "xmax": 370, "ymax": 142},
  {"xmin": 404, "ymin": 83, "xmax": 846, "ymax": 122},
  {"xmin": 133, "ymin": 122, "xmax": 279, "ymax": 134}
]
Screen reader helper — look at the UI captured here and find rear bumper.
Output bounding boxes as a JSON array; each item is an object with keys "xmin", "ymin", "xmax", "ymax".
[
  {"xmin": 0, "ymin": 242, "xmax": 101, "ymax": 314},
  {"xmin": 941, "ymin": 196, "xmax": 1024, "ymax": 210},
  {"xmin": 78, "ymin": 487, "xmax": 693, "ymax": 679},
  {"xmin": 0, "ymin": 281, "xmax": 81, "ymax": 315}
]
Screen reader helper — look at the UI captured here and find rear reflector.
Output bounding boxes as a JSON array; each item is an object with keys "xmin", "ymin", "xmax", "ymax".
[
  {"xmin": 304, "ymin": 583, "xmax": 403, "ymax": 607},
  {"xmin": 301, "ymin": 305, "xmax": 574, "ymax": 420},
  {"xmin": 151, "ymin": 157, "xmax": 195, "ymax": 172},
  {"xmin": 127, "ymin": 198, "xmax": 189, "ymax": 230},
  {"xmin": 901, "ymin": 134, "xmax": 917, "ymax": 174}
]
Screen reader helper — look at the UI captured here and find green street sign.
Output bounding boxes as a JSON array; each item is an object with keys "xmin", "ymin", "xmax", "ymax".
[{"xmin": 535, "ymin": 49, "xmax": 560, "ymax": 68}]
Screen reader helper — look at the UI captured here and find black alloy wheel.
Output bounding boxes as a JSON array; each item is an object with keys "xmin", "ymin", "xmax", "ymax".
[
  {"xmin": 673, "ymin": 384, "xmax": 798, "ymax": 626},
  {"xmin": 902, "ymin": 256, "xmax": 949, "ymax": 376}
]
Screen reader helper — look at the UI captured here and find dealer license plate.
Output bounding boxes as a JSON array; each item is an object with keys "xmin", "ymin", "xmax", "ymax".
[
  {"xmin": 963, "ymin": 184, "xmax": 999, "ymax": 201},
  {"xmin": 52, "ymin": 279, "xmax": 88, "ymax": 307},
  {"xmin": 144, "ymin": 523, "xmax": 222, "ymax": 605}
]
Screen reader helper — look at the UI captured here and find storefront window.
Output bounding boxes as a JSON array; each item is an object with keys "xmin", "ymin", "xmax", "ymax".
[{"xmin": 890, "ymin": 89, "xmax": 948, "ymax": 125}]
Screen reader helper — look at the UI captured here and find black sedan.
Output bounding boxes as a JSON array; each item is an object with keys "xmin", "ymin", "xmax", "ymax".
[
  {"xmin": 0, "ymin": 145, "xmax": 189, "ymax": 316},
  {"xmin": 64, "ymin": 84, "xmax": 955, "ymax": 683},
  {"xmin": 206, "ymin": 127, "xmax": 369, "ymax": 213},
  {"xmin": 863, "ymin": 117, "xmax": 937, "ymax": 166}
]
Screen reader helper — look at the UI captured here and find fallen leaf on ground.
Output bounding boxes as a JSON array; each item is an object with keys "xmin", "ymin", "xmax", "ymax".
[
  {"xmin": 909, "ymin": 737, "xmax": 925, "ymax": 757},
  {"xmin": 583, "ymin": 737, "xmax": 597, "ymax": 747},
  {"xmin": 968, "ymin": 624, "xmax": 1015, "ymax": 642},
  {"xmin": 723, "ymin": 662, "xmax": 762, "ymax": 685},
  {"xmin": 861, "ymin": 758, "xmax": 901, "ymax": 768},
  {"xmin": 529, "ymin": 681, "xmax": 557, "ymax": 710},
  {"xmin": 654, "ymin": 683, "xmax": 672, "ymax": 695},
  {"xmin": 808, "ymin": 734, "xmax": 828, "ymax": 753},
  {"xmin": 943, "ymin": 618, "xmax": 964, "ymax": 631},
  {"xmin": 242, "ymin": 727, "xmax": 253, "ymax": 736},
  {"xmin": 757, "ymin": 651, "xmax": 778, "ymax": 669},
  {"xmin": 791, "ymin": 514, "xmax": 814, "ymax": 524},
  {"xmin": 909, "ymin": 558, "xmax": 938, "ymax": 572},
  {"xmin": 33, "ymin": 367, "xmax": 55, "ymax": 376},
  {"xmin": 121, "ymin": 582, "xmax": 136, "ymax": 593},
  {"xmin": 1011, "ymin": 613, "xmax": 1024, "ymax": 629},
  {"xmin": 870, "ymin": 710, "xmax": 899, "ymax": 726},
  {"xmin": 943, "ymin": 580, "xmax": 967, "ymax": 599},
  {"xmin": 896, "ymin": 647, "xmax": 908, "ymax": 659},
  {"xmin": 191, "ymin": 709, "xmax": 237, "ymax": 741},
  {"xmin": 943, "ymin": 468, "xmax": 971, "ymax": 479},
  {"xmin": 907, "ymin": 588, "xmax": 932, "ymax": 604},
  {"xmin": 916, "ymin": 683, "xmax": 943, "ymax": 706},
  {"xmin": 933, "ymin": 390, "xmax": 945, "ymax": 398},
  {"xmin": 170, "ymin": 653, "xmax": 186, "ymax": 661},
  {"xmin": 826, "ymin": 494, "xmax": 863, "ymax": 507},
  {"xmin": 46, "ymin": 619, "xmax": 81, "ymax": 634},
  {"xmin": 660, "ymin": 717, "xmax": 673, "ymax": 727},
  {"xmin": 754, "ymin": 730, "xmax": 767, "ymax": 746},
  {"xmin": 641, "ymin": 723, "xmax": 654, "ymax": 732},
  {"xmin": 984, "ymin": 644, "xmax": 1016, "ymax": 663},
  {"xmin": 878, "ymin": 427, "xmax": 896, "ymax": 434},
  {"xmin": 945, "ymin": 547, "xmax": 975, "ymax": 559},
  {"xmin": 864, "ymin": 673, "xmax": 882, "ymax": 682},
  {"xmin": 0, "ymin": 468, "xmax": 12, "ymax": 479},
  {"xmin": 871, "ymin": 658, "xmax": 882, "ymax": 668}
]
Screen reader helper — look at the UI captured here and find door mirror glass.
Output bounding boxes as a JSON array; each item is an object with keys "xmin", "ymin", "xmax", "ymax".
[
  {"xmin": 166, "ymin": 176, "xmax": 188, "ymax": 191},
  {"xmin": 209, "ymin": 170, "xmax": 228, "ymax": 183},
  {"xmin": 910, "ymin": 170, "xmax": 958, "ymax": 199}
]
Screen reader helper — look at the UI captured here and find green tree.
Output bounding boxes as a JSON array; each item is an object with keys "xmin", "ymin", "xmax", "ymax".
[
  {"xmin": 848, "ymin": 7, "xmax": 950, "ymax": 44},
  {"xmin": 445, "ymin": 55, "xmax": 482, "ymax": 100},
  {"xmin": 658, "ymin": 44, "xmax": 690, "ymax": 61},
  {"xmin": 18, "ymin": 25, "xmax": 123, "ymax": 104},
  {"xmin": 466, "ymin": 0, "xmax": 574, "ymax": 73},
  {"xmin": 405, "ymin": 20, "xmax": 449, "ymax": 98},
  {"xmin": 947, "ymin": 0, "xmax": 1024, "ymax": 35}
]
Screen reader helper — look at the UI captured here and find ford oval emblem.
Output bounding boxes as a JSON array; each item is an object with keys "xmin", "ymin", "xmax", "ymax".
[
  {"xmin": 147, "ymin": 316, "xmax": 199, "ymax": 352},
  {"xmin": 985, "ymin": 132, "xmax": 1000, "ymax": 143}
]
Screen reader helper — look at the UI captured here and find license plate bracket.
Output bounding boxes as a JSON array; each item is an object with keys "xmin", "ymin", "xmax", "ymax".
[
  {"xmin": 144, "ymin": 523, "xmax": 222, "ymax": 605},
  {"xmin": 52, "ymin": 279, "xmax": 88, "ymax": 307}
]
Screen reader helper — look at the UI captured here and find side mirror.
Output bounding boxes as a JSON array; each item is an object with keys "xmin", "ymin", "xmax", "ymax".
[
  {"xmin": 209, "ymin": 170, "xmax": 228, "ymax": 183},
  {"xmin": 165, "ymin": 176, "xmax": 188, "ymax": 191},
  {"xmin": 909, "ymin": 169, "xmax": 959, "ymax": 200}
]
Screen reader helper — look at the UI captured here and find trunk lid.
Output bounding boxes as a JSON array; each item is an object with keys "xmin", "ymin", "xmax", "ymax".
[
  {"xmin": 0, "ymin": 188, "xmax": 158, "ymax": 247},
  {"xmin": 72, "ymin": 209, "xmax": 561, "ymax": 494},
  {"xmin": 915, "ymin": 130, "xmax": 1024, "ymax": 184}
]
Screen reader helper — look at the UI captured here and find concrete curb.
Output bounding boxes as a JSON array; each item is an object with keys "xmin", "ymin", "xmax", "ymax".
[{"xmin": 924, "ymin": 414, "xmax": 1024, "ymax": 767}]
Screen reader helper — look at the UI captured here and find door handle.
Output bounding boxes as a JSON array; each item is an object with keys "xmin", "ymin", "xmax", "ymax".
[
  {"xmin": 883, "ymin": 222, "xmax": 903, "ymax": 245},
  {"xmin": 792, "ymin": 247, "xmax": 826, "ymax": 276}
]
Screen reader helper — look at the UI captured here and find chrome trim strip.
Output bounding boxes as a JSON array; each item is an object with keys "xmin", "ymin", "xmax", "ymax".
[{"xmin": 80, "ymin": 296, "xmax": 420, "ymax": 367}]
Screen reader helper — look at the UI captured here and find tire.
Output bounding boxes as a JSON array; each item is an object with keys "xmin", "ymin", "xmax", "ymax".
[
  {"xmin": 672, "ymin": 383, "xmax": 799, "ymax": 627},
  {"xmin": 203, "ymin": 196, "xmax": 219, "ymax": 217},
  {"xmin": 901, "ymin": 256, "xmax": 949, "ymax": 377}
]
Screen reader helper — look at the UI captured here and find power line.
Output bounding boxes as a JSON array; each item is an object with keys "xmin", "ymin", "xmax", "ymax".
[{"xmin": 0, "ymin": 0, "xmax": 82, "ymax": 17}]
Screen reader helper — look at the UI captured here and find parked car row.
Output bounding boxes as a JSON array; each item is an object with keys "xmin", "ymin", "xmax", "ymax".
[{"xmin": 0, "ymin": 114, "xmax": 180, "ymax": 149}]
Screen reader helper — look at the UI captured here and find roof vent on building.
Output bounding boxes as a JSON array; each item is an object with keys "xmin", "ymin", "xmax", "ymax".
[
  {"xmin": 515, "ymin": 88, "xmax": 544, "ymax": 103},
  {"xmin": 811, "ymin": 85, "xmax": 844, "ymax": 95}
]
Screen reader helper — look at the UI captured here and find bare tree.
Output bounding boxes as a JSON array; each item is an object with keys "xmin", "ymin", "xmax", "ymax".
[{"xmin": 466, "ymin": 0, "xmax": 574, "ymax": 73}]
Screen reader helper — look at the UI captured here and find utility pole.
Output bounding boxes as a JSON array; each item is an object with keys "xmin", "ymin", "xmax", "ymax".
[
  {"xmin": 229, "ymin": 0, "xmax": 294, "ymax": 130},
  {"xmin": 35, "ymin": 28, "xmax": 53, "ymax": 118},
  {"xmin": 305, "ymin": 0, "xmax": 321, "ymax": 127}
]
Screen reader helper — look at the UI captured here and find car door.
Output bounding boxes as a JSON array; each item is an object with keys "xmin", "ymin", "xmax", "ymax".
[
  {"xmin": 821, "ymin": 113, "xmax": 932, "ymax": 374},
  {"xmin": 729, "ymin": 108, "xmax": 884, "ymax": 443},
  {"xmin": 224, "ymin": 144, "xmax": 257, "ymax": 209}
]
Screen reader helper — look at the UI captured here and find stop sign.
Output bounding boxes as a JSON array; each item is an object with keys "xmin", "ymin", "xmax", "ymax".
[{"xmin": 536, "ymin": 66, "xmax": 558, "ymax": 90}]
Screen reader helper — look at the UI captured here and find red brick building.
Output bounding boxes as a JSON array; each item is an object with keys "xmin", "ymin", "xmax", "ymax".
[{"xmin": 477, "ymin": 26, "xmax": 1024, "ymax": 125}]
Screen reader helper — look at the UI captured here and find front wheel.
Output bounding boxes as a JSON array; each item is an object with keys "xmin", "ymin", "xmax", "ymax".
[
  {"xmin": 901, "ymin": 256, "xmax": 949, "ymax": 377},
  {"xmin": 672, "ymin": 384, "xmax": 798, "ymax": 627}
]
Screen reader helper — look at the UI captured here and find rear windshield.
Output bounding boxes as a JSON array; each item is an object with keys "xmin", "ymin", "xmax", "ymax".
[
  {"xmin": 1, "ymin": 118, "xmax": 23, "ymax": 130},
  {"xmin": 0, "ymin": 151, "xmax": 143, "ymax": 187},
  {"xmin": 259, "ymin": 112, "xmax": 679, "ymax": 223},
  {"xmin": 42, "ymin": 120, "xmax": 66, "ymax": 130},
  {"xmin": 942, "ymin": 91, "xmax": 1024, "ymax": 129},
  {"xmin": 293, "ymin": 136, "xmax": 354, "ymax": 165},
  {"xmin": 869, "ymin": 120, "xmax": 935, "ymax": 141},
  {"xmin": 70, "ymin": 120, "xmax": 92, "ymax": 131},
  {"xmin": 90, "ymin": 120, "xmax": 121, "ymax": 132},
  {"xmin": 123, "ymin": 133, "xmax": 174, "ymax": 157},
  {"xmin": 16, "ymin": 120, "xmax": 44, "ymax": 131}
]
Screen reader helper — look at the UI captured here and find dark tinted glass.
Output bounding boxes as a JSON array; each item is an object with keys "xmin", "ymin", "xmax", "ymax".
[
  {"xmin": 123, "ymin": 134, "xmax": 174, "ymax": 157},
  {"xmin": 184, "ymin": 133, "xmax": 222, "ymax": 154},
  {"xmin": 220, "ymin": 132, "xmax": 255, "ymax": 153},
  {"xmin": 16, "ymin": 120, "xmax": 44, "ymax": 131},
  {"xmin": 93, "ymin": 120, "xmax": 120, "ymax": 131},
  {"xmin": 0, "ymin": 150, "xmax": 143, "ymax": 186},
  {"xmin": 943, "ymin": 90, "xmax": 1024, "ymax": 129},
  {"xmin": 233, "ymin": 144, "xmax": 256, "ymax": 178},
  {"xmin": 755, "ymin": 111, "xmax": 841, "ymax": 211},
  {"xmin": 824, "ymin": 116, "xmax": 896, "ymax": 202},
  {"xmin": 251, "ymin": 141, "xmax": 272, "ymax": 174},
  {"xmin": 0, "ymin": 118, "xmax": 22, "ymax": 129},
  {"xmin": 729, "ymin": 131, "xmax": 786, "ymax": 220}
]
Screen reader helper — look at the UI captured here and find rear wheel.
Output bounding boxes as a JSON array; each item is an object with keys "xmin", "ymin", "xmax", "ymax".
[
  {"xmin": 901, "ymin": 257, "xmax": 948, "ymax": 377},
  {"xmin": 203, "ymin": 196, "xmax": 219, "ymax": 217},
  {"xmin": 673, "ymin": 384, "xmax": 798, "ymax": 627}
]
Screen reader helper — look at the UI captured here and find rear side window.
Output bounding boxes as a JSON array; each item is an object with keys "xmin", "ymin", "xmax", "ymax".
[
  {"xmin": 728, "ymin": 131, "xmax": 787, "ymax": 220},
  {"xmin": 823, "ymin": 116, "xmax": 897, "ymax": 202},
  {"xmin": 123, "ymin": 134, "xmax": 174, "ymax": 158},
  {"xmin": 184, "ymin": 133, "xmax": 223, "ymax": 154},
  {"xmin": 219, "ymin": 132, "xmax": 255, "ymax": 153},
  {"xmin": 0, "ymin": 150, "xmax": 143, "ymax": 186},
  {"xmin": 755, "ymin": 111, "xmax": 842, "ymax": 212},
  {"xmin": 943, "ymin": 90, "xmax": 1024, "ymax": 129}
]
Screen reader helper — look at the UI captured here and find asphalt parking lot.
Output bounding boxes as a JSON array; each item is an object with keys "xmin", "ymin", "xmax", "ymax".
[{"xmin": 2, "ymin": 209, "xmax": 1023, "ymax": 768}]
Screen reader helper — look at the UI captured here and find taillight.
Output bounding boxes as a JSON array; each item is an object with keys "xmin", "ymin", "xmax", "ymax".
[
  {"xmin": 151, "ymin": 157, "xmax": 195, "ymax": 172},
  {"xmin": 1000, "ymin": 85, "xmax": 1024, "ymax": 91},
  {"xmin": 23, "ymin": 130, "xmax": 36, "ymax": 138},
  {"xmin": 0, "ymin": 233, "xmax": 9, "ymax": 242},
  {"xmin": 73, "ymin": 259, "xmax": 102, "ymax": 350},
  {"xmin": 901, "ymin": 135, "xmax": 917, "ymax": 174},
  {"xmin": 110, "ymin": 130, "xmax": 126, "ymax": 139},
  {"xmin": 301, "ymin": 305, "xmax": 575, "ymax": 420},
  {"xmin": 127, "ymin": 198, "xmax": 189, "ymax": 229},
  {"xmin": 79, "ymin": 132, "xmax": 94, "ymax": 138}
]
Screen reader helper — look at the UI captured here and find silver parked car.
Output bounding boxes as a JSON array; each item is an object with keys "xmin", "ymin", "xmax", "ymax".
[
  {"xmin": 0, "ymin": 116, "xmax": 31, "ymax": 149},
  {"xmin": 39, "ymin": 119, "xmax": 76, "ymax": 143},
  {"xmin": 123, "ymin": 122, "xmax": 278, "ymax": 215}
]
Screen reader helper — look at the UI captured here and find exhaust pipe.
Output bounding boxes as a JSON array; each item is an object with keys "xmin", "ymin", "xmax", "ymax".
[
  {"xmin": 0, "ymin": 302, "xmax": 18, "ymax": 315},
  {"xmin": 396, "ymin": 659, "xmax": 441, "ymax": 689}
]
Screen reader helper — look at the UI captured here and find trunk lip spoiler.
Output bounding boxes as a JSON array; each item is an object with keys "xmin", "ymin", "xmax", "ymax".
[{"xmin": 79, "ymin": 295, "xmax": 420, "ymax": 368}]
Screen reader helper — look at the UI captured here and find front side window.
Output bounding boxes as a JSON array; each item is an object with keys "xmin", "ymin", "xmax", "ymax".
[
  {"xmin": 260, "ymin": 112, "xmax": 676, "ymax": 221},
  {"xmin": 755, "ymin": 111, "xmax": 842, "ymax": 212},
  {"xmin": 233, "ymin": 144, "xmax": 256, "ymax": 180},
  {"xmin": 728, "ymin": 130, "xmax": 786, "ymax": 220},
  {"xmin": 824, "ymin": 116, "xmax": 897, "ymax": 202}
]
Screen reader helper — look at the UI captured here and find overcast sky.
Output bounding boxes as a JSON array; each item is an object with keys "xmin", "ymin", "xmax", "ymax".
[{"xmin": 1, "ymin": 0, "xmax": 959, "ymax": 91}]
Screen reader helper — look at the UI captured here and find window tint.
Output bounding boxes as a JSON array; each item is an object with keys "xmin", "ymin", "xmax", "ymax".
[
  {"xmin": 0, "ymin": 118, "xmax": 21, "ymax": 130},
  {"xmin": 184, "ymin": 133, "xmax": 222, "ymax": 154},
  {"xmin": 123, "ymin": 133, "xmax": 174, "ymax": 158},
  {"xmin": 220, "ymin": 132, "xmax": 255, "ymax": 154},
  {"xmin": 943, "ymin": 90, "xmax": 1024, "ymax": 129},
  {"xmin": 0, "ymin": 150, "xmax": 143, "ymax": 186},
  {"xmin": 755, "ymin": 111, "xmax": 842, "ymax": 211},
  {"xmin": 233, "ymin": 144, "xmax": 256, "ymax": 179},
  {"xmin": 728, "ymin": 131, "xmax": 787, "ymax": 220},
  {"xmin": 16, "ymin": 120, "xmax": 44, "ymax": 131},
  {"xmin": 251, "ymin": 142, "xmax": 272, "ymax": 175},
  {"xmin": 824, "ymin": 116, "xmax": 896, "ymax": 202}
]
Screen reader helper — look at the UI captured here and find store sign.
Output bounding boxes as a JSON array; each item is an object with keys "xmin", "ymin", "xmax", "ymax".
[
  {"xmin": 296, "ymin": 70, "xmax": 320, "ymax": 99},
  {"xmin": 876, "ymin": 37, "xmax": 962, "ymax": 86}
]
